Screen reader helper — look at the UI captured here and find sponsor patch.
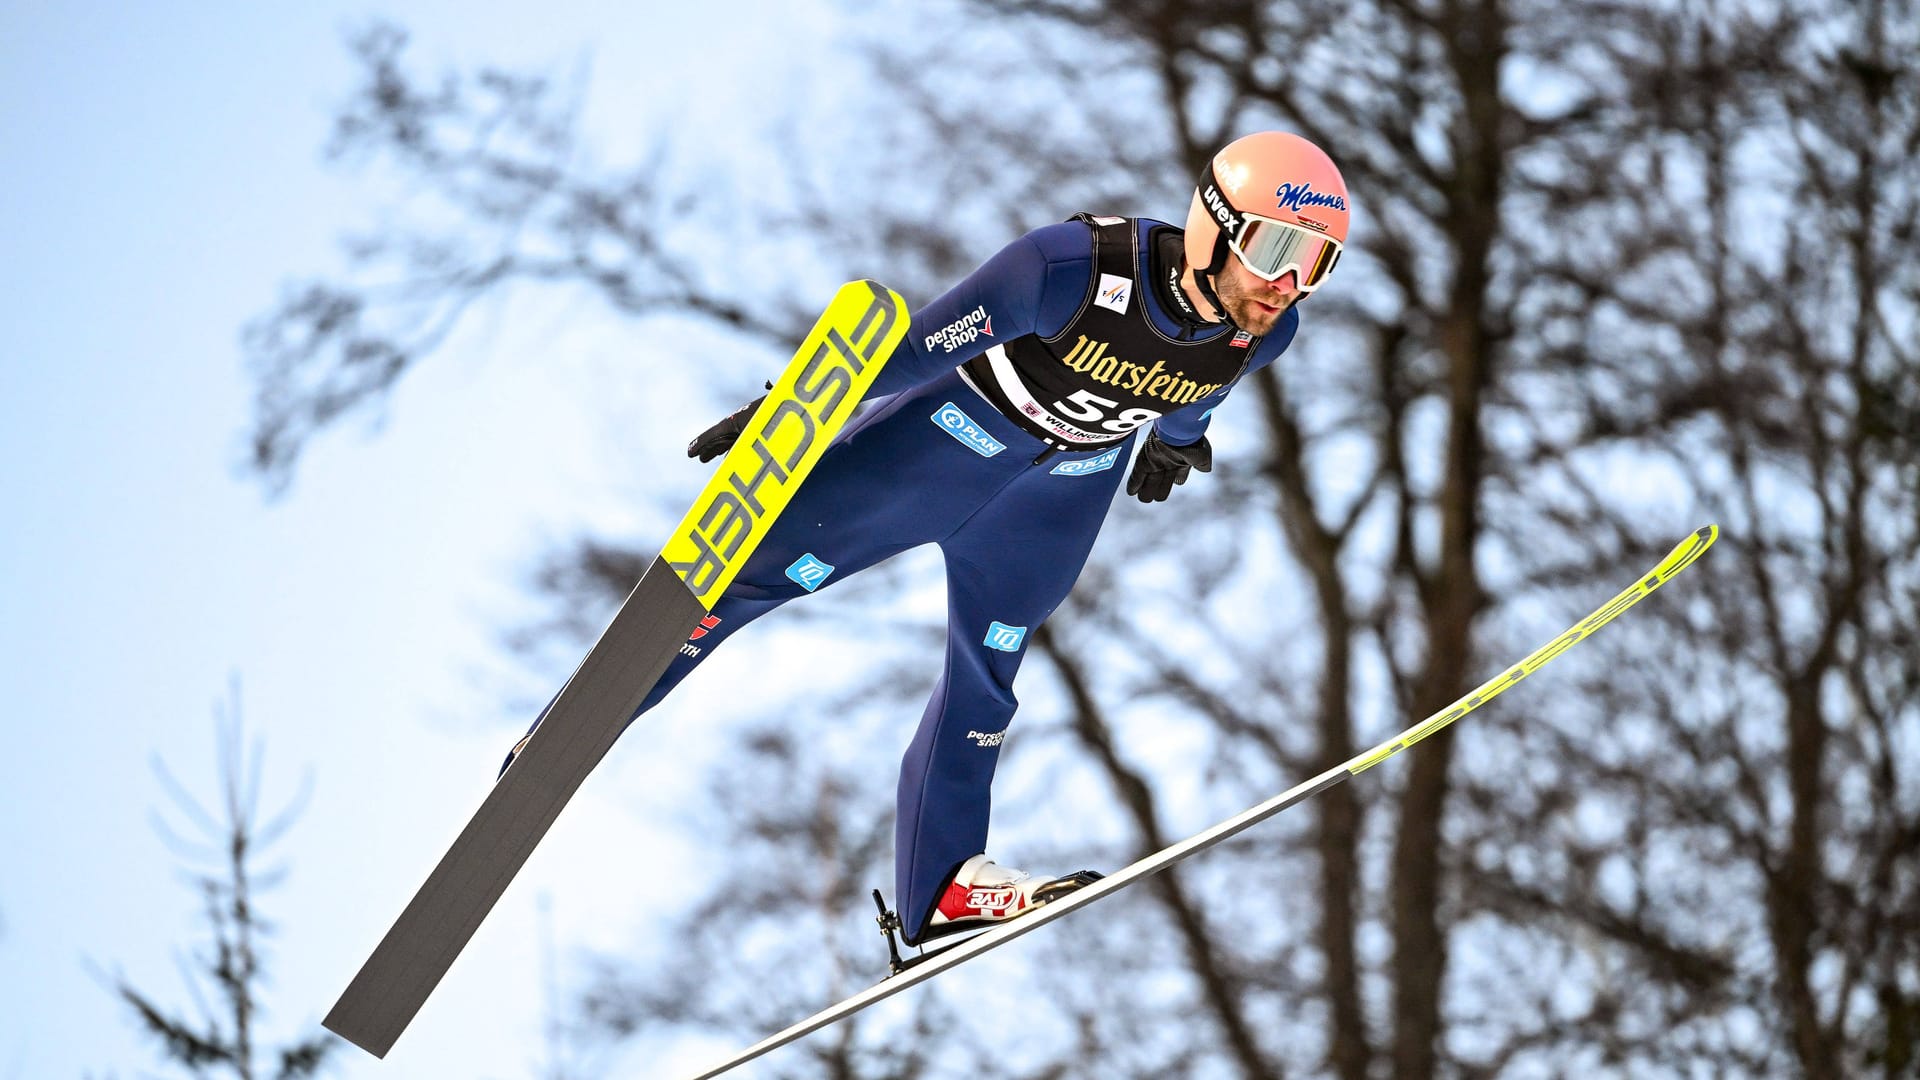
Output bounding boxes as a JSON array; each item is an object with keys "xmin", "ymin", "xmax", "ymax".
[
  {"xmin": 932, "ymin": 402, "xmax": 1007, "ymax": 457},
  {"xmin": 983, "ymin": 621, "xmax": 1027, "ymax": 652},
  {"xmin": 1274, "ymin": 181, "xmax": 1347, "ymax": 214},
  {"xmin": 1050, "ymin": 445, "xmax": 1122, "ymax": 476},
  {"xmin": 785, "ymin": 553, "xmax": 836, "ymax": 592},
  {"xmin": 1057, "ymin": 335, "xmax": 1223, "ymax": 406},
  {"xmin": 1203, "ymin": 183, "xmax": 1238, "ymax": 231},
  {"xmin": 967, "ymin": 887, "xmax": 1018, "ymax": 910},
  {"xmin": 1094, "ymin": 273, "xmax": 1133, "ymax": 315},
  {"xmin": 1230, "ymin": 331, "xmax": 1254, "ymax": 348},
  {"xmin": 924, "ymin": 305, "xmax": 994, "ymax": 354}
]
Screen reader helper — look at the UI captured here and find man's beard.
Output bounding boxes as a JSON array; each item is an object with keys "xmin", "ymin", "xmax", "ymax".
[{"xmin": 1213, "ymin": 272, "xmax": 1294, "ymax": 334}]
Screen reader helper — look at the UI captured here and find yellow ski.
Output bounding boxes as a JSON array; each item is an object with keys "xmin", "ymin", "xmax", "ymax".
[
  {"xmin": 323, "ymin": 280, "xmax": 908, "ymax": 1058},
  {"xmin": 686, "ymin": 525, "xmax": 1719, "ymax": 1079}
]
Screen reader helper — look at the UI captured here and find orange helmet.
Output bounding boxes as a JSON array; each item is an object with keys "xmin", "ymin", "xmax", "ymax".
[{"xmin": 1184, "ymin": 132, "xmax": 1350, "ymax": 298}]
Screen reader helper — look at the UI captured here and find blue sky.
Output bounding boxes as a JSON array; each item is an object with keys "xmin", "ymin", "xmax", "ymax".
[{"xmin": 0, "ymin": 3, "xmax": 874, "ymax": 1076}]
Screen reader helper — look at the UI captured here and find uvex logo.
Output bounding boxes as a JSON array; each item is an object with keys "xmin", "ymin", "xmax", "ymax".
[{"xmin": 1202, "ymin": 184, "xmax": 1237, "ymax": 229}]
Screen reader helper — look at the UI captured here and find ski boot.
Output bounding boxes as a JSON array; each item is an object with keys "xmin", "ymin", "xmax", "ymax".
[{"xmin": 916, "ymin": 854, "xmax": 1102, "ymax": 944}]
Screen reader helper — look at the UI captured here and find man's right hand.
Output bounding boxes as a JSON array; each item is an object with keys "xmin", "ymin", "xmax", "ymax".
[{"xmin": 687, "ymin": 394, "xmax": 768, "ymax": 463}]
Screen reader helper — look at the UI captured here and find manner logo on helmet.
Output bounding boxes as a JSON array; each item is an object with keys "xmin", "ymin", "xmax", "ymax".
[
  {"xmin": 785, "ymin": 553, "xmax": 836, "ymax": 592},
  {"xmin": 1094, "ymin": 273, "xmax": 1133, "ymax": 315},
  {"xmin": 1275, "ymin": 181, "xmax": 1347, "ymax": 214},
  {"xmin": 932, "ymin": 402, "xmax": 1007, "ymax": 457},
  {"xmin": 924, "ymin": 305, "xmax": 994, "ymax": 354}
]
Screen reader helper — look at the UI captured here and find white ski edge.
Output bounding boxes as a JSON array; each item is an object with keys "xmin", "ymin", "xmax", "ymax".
[{"xmin": 683, "ymin": 525, "xmax": 1718, "ymax": 1079}]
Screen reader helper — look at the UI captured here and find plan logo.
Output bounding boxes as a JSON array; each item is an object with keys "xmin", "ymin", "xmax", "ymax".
[
  {"xmin": 932, "ymin": 402, "xmax": 1007, "ymax": 457},
  {"xmin": 924, "ymin": 305, "xmax": 995, "ymax": 354},
  {"xmin": 1094, "ymin": 273, "xmax": 1133, "ymax": 315},
  {"xmin": 785, "ymin": 553, "xmax": 836, "ymax": 592},
  {"xmin": 983, "ymin": 621, "xmax": 1027, "ymax": 652},
  {"xmin": 1050, "ymin": 445, "xmax": 1122, "ymax": 476}
]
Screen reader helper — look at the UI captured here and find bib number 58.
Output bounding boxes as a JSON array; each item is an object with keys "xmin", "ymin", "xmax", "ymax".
[{"xmin": 1052, "ymin": 390, "xmax": 1160, "ymax": 434}]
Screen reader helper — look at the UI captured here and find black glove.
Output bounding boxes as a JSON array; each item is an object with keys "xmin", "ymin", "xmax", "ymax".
[
  {"xmin": 1126, "ymin": 430, "xmax": 1212, "ymax": 503},
  {"xmin": 687, "ymin": 391, "xmax": 768, "ymax": 463}
]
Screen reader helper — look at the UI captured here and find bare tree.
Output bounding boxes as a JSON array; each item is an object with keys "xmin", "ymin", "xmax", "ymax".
[
  {"xmin": 243, "ymin": 2, "xmax": 1917, "ymax": 1076},
  {"xmin": 103, "ymin": 681, "xmax": 336, "ymax": 1079}
]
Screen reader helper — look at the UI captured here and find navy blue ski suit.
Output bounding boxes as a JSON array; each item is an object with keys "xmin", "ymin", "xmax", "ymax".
[{"xmin": 577, "ymin": 216, "xmax": 1296, "ymax": 940}]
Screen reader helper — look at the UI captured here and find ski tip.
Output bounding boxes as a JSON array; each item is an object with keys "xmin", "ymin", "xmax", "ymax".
[
  {"xmin": 845, "ymin": 278, "xmax": 906, "ymax": 308},
  {"xmin": 1695, "ymin": 523, "xmax": 1719, "ymax": 544}
]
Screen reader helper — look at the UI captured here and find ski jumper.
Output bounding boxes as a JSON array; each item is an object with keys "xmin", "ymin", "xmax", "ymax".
[{"xmin": 534, "ymin": 216, "xmax": 1300, "ymax": 941}]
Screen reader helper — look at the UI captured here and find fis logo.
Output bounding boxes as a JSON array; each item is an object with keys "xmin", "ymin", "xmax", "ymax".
[
  {"xmin": 925, "ymin": 305, "xmax": 994, "ymax": 354},
  {"xmin": 1094, "ymin": 273, "xmax": 1133, "ymax": 315},
  {"xmin": 967, "ymin": 729, "xmax": 1006, "ymax": 748},
  {"xmin": 785, "ymin": 553, "xmax": 835, "ymax": 592},
  {"xmin": 1051, "ymin": 445, "xmax": 1122, "ymax": 476},
  {"xmin": 932, "ymin": 402, "xmax": 1007, "ymax": 457},
  {"xmin": 983, "ymin": 621, "xmax": 1027, "ymax": 652},
  {"xmin": 1275, "ymin": 181, "xmax": 1348, "ymax": 214}
]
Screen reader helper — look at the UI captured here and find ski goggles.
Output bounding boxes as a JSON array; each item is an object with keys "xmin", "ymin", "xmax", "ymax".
[
  {"xmin": 1228, "ymin": 215, "xmax": 1342, "ymax": 292},
  {"xmin": 1201, "ymin": 166, "xmax": 1343, "ymax": 292}
]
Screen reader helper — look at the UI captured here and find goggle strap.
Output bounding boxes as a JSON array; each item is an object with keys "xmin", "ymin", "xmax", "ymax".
[{"xmin": 1200, "ymin": 160, "xmax": 1245, "ymax": 275}]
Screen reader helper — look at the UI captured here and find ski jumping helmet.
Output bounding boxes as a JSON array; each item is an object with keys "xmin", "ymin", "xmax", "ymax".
[{"xmin": 1184, "ymin": 132, "xmax": 1350, "ymax": 316}]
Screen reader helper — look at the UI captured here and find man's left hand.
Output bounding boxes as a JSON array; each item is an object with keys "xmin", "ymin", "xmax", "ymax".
[{"xmin": 1126, "ymin": 431, "xmax": 1212, "ymax": 503}]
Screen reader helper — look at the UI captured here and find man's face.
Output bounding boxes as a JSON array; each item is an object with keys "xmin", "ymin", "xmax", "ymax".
[{"xmin": 1212, "ymin": 257, "xmax": 1304, "ymax": 335}]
